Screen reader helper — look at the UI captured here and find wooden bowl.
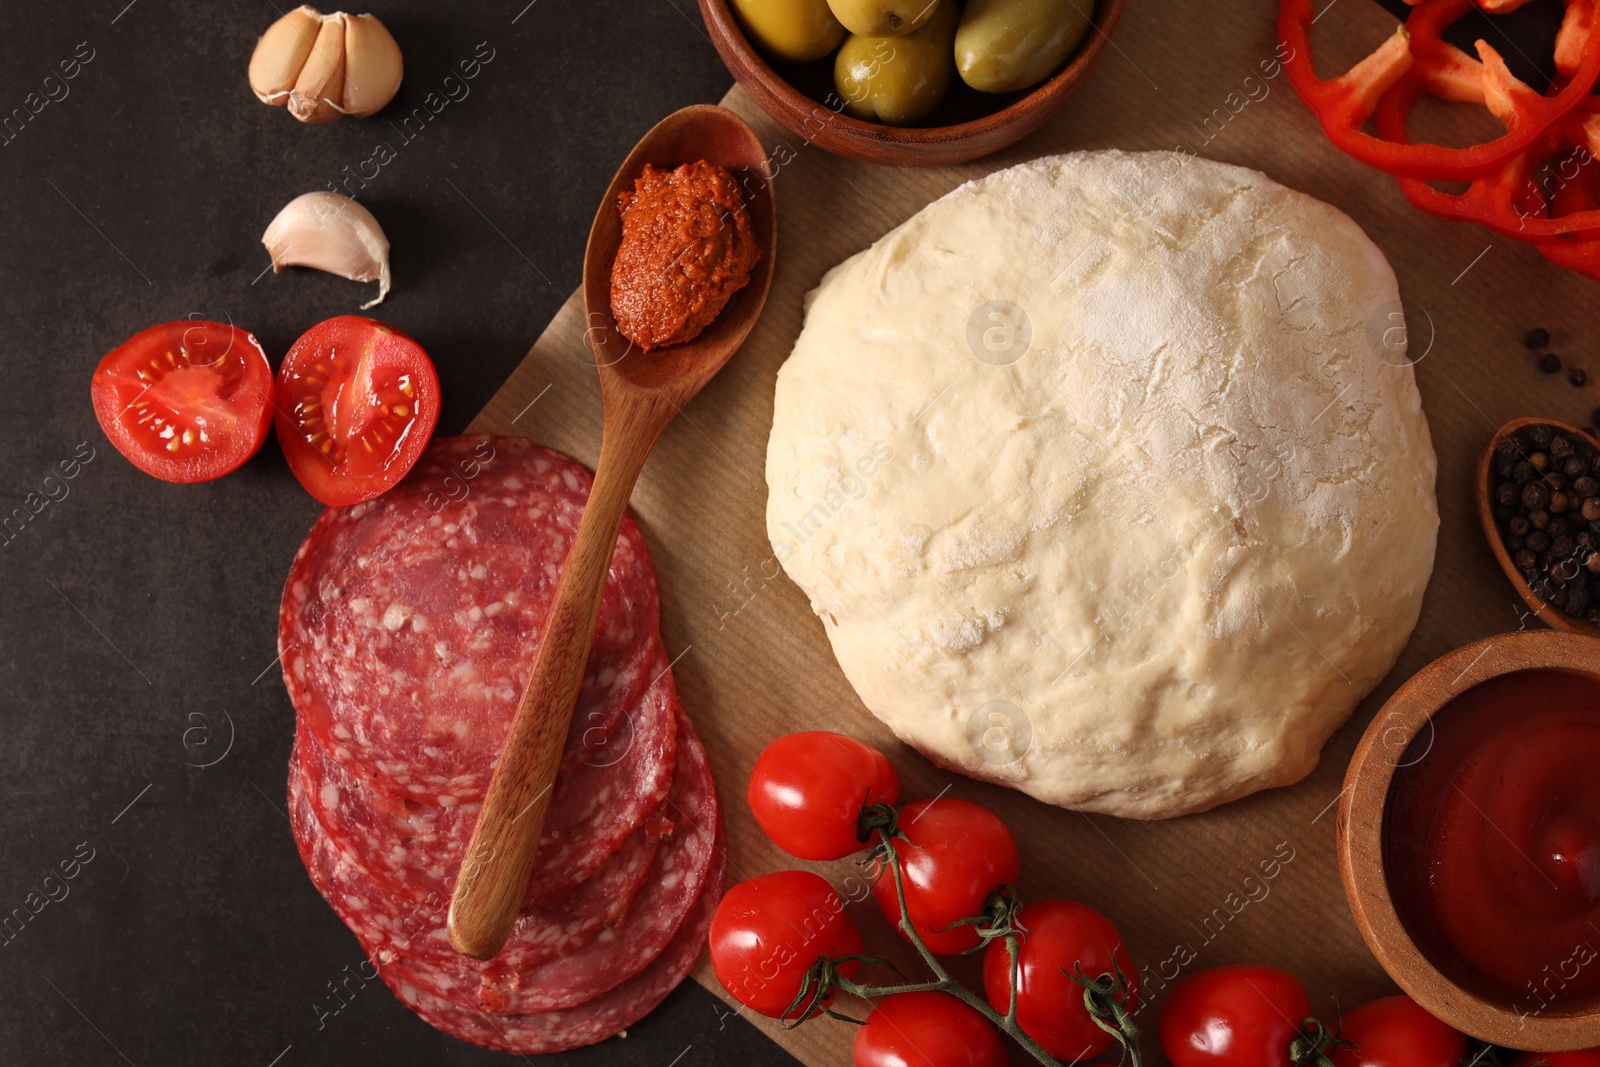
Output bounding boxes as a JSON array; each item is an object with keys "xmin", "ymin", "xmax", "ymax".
[
  {"xmin": 1338, "ymin": 630, "xmax": 1600, "ymax": 1050},
  {"xmin": 697, "ymin": 0, "xmax": 1129, "ymax": 167},
  {"xmin": 1476, "ymin": 418, "xmax": 1600, "ymax": 639}
]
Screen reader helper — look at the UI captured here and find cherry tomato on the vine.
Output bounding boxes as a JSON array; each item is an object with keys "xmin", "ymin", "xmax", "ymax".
[
  {"xmin": 709, "ymin": 870, "xmax": 863, "ymax": 1019},
  {"xmin": 1329, "ymin": 996, "xmax": 1464, "ymax": 1067},
  {"xmin": 274, "ymin": 315, "xmax": 440, "ymax": 505},
  {"xmin": 871, "ymin": 797, "xmax": 1019, "ymax": 956},
  {"xmin": 981, "ymin": 899, "xmax": 1139, "ymax": 1061},
  {"xmin": 91, "ymin": 320, "xmax": 274, "ymax": 483},
  {"xmin": 749, "ymin": 731, "xmax": 899, "ymax": 860},
  {"xmin": 853, "ymin": 991, "xmax": 1007, "ymax": 1067},
  {"xmin": 1160, "ymin": 965, "xmax": 1318, "ymax": 1067},
  {"xmin": 1511, "ymin": 1052, "xmax": 1600, "ymax": 1066}
]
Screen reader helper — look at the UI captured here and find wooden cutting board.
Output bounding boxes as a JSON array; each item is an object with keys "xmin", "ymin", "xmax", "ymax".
[{"xmin": 470, "ymin": 1, "xmax": 1600, "ymax": 1062}]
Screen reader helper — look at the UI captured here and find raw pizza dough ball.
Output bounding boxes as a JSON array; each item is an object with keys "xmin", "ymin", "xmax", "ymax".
[{"xmin": 764, "ymin": 150, "xmax": 1437, "ymax": 819}]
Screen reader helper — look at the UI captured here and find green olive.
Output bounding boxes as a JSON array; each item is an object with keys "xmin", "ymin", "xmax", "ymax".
[
  {"xmin": 731, "ymin": 0, "xmax": 848, "ymax": 64},
  {"xmin": 955, "ymin": 0, "xmax": 1094, "ymax": 94},
  {"xmin": 834, "ymin": 0, "xmax": 957, "ymax": 126},
  {"xmin": 825, "ymin": 0, "xmax": 940, "ymax": 37}
]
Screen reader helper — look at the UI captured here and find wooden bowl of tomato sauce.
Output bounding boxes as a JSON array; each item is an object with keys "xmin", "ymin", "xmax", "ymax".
[{"xmin": 1339, "ymin": 630, "xmax": 1600, "ymax": 1050}]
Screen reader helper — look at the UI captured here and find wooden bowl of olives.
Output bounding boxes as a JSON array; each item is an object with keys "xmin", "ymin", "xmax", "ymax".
[{"xmin": 699, "ymin": 0, "xmax": 1128, "ymax": 167}]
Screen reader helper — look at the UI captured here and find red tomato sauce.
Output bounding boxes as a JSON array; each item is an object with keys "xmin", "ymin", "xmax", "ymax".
[
  {"xmin": 609, "ymin": 160, "xmax": 759, "ymax": 352},
  {"xmin": 1385, "ymin": 669, "xmax": 1600, "ymax": 1010}
]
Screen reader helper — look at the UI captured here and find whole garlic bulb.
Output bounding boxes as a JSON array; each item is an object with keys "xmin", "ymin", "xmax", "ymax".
[{"xmin": 249, "ymin": 6, "xmax": 403, "ymax": 123}]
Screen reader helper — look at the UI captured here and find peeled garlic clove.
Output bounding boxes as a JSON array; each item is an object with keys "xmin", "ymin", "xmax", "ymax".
[
  {"xmin": 263, "ymin": 191, "xmax": 391, "ymax": 309},
  {"xmin": 249, "ymin": 5, "xmax": 324, "ymax": 105},
  {"xmin": 341, "ymin": 14, "xmax": 403, "ymax": 117},
  {"xmin": 288, "ymin": 13, "xmax": 347, "ymax": 124}
]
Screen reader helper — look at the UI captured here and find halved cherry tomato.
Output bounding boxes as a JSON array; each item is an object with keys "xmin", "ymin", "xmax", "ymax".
[
  {"xmin": 90, "ymin": 320, "xmax": 273, "ymax": 483},
  {"xmin": 274, "ymin": 315, "xmax": 439, "ymax": 505},
  {"xmin": 982, "ymin": 899, "xmax": 1139, "ymax": 1062},
  {"xmin": 709, "ymin": 870, "xmax": 863, "ymax": 1019},
  {"xmin": 871, "ymin": 797, "xmax": 1020, "ymax": 956},
  {"xmin": 854, "ymin": 991, "xmax": 1007, "ymax": 1067},
  {"xmin": 1511, "ymin": 1052, "xmax": 1600, "ymax": 1066},
  {"xmin": 1330, "ymin": 996, "xmax": 1464, "ymax": 1067},
  {"xmin": 1160, "ymin": 965, "xmax": 1319, "ymax": 1067},
  {"xmin": 748, "ymin": 731, "xmax": 900, "ymax": 860}
]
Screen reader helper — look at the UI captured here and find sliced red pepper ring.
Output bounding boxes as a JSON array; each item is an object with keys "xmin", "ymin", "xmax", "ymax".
[
  {"xmin": 1377, "ymin": 10, "xmax": 1600, "ymax": 242},
  {"xmin": 1280, "ymin": 0, "xmax": 1600, "ymax": 180}
]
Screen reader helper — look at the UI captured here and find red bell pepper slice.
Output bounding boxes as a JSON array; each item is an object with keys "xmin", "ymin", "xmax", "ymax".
[
  {"xmin": 1378, "ymin": 7, "xmax": 1600, "ymax": 242},
  {"xmin": 1280, "ymin": 0, "xmax": 1600, "ymax": 180}
]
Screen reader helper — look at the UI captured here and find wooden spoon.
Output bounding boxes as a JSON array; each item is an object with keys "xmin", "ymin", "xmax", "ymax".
[
  {"xmin": 447, "ymin": 104, "xmax": 777, "ymax": 960},
  {"xmin": 1475, "ymin": 416, "xmax": 1600, "ymax": 639}
]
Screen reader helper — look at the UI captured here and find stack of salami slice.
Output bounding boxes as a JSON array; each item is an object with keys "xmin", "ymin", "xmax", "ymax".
[{"xmin": 278, "ymin": 435, "xmax": 724, "ymax": 1054}]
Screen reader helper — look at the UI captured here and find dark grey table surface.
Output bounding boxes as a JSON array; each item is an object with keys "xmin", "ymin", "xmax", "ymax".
[{"xmin": 0, "ymin": 0, "xmax": 1558, "ymax": 1064}]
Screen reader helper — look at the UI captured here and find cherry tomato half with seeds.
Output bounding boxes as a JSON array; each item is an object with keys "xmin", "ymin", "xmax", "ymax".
[
  {"xmin": 274, "ymin": 315, "xmax": 440, "ymax": 505},
  {"xmin": 871, "ymin": 797, "xmax": 1020, "ymax": 956},
  {"xmin": 709, "ymin": 870, "xmax": 863, "ymax": 1019},
  {"xmin": 90, "ymin": 320, "xmax": 273, "ymax": 483},
  {"xmin": 981, "ymin": 899, "xmax": 1139, "ymax": 1062},
  {"xmin": 1511, "ymin": 1052, "xmax": 1600, "ymax": 1066},
  {"xmin": 854, "ymin": 991, "xmax": 1007, "ymax": 1067},
  {"xmin": 749, "ymin": 731, "xmax": 900, "ymax": 860},
  {"xmin": 1159, "ymin": 965, "xmax": 1316, "ymax": 1067},
  {"xmin": 1329, "ymin": 996, "xmax": 1464, "ymax": 1067}
]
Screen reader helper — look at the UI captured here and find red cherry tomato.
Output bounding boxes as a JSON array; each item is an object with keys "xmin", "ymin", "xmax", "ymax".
[
  {"xmin": 1330, "ymin": 996, "xmax": 1464, "ymax": 1067},
  {"xmin": 709, "ymin": 870, "xmax": 863, "ymax": 1019},
  {"xmin": 1511, "ymin": 1052, "xmax": 1600, "ymax": 1066},
  {"xmin": 853, "ymin": 991, "xmax": 1007, "ymax": 1067},
  {"xmin": 981, "ymin": 899, "xmax": 1139, "ymax": 1061},
  {"xmin": 748, "ymin": 731, "xmax": 900, "ymax": 860},
  {"xmin": 90, "ymin": 320, "xmax": 273, "ymax": 483},
  {"xmin": 1159, "ymin": 965, "xmax": 1315, "ymax": 1067},
  {"xmin": 871, "ymin": 797, "xmax": 1020, "ymax": 956},
  {"xmin": 274, "ymin": 316, "xmax": 440, "ymax": 505}
]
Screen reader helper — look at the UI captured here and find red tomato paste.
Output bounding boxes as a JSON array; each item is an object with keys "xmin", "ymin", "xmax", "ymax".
[
  {"xmin": 609, "ymin": 160, "xmax": 759, "ymax": 352},
  {"xmin": 1386, "ymin": 669, "xmax": 1600, "ymax": 1012}
]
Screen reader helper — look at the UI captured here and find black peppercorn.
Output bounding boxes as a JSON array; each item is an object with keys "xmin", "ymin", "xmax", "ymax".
[
  {"xmin": 1528, "ymin": 529, "xmax": 1553, "ymax": 552},
  {"xmin": 1526, "ymin": 327, "xmax": 1551, "ymax": 348},
  {"xmin": 1497, "ymin": 481, "xmax": 1519, "ymax": 506},
  {"xmin": 1550, "ymin": 517, "xmax": 1572, "ymax": 537},
  {"xmin": 1532, "ymin": 425, "xmax": 1556, "ymax": 448},
  {"xmin": 1531, "ymin": 451, "xmax": 1551, "ymax": 471},
  {"xmin": 1515, "ymin": 547, "xmax": 1538, "ymax": 570},
  {"xmin": 1585, "ymin": 497, "xmax": 1600, "ymax": 522},
  {"xmin": 1549, "ymin": 472, "xmax": 1569, "ymax": 491},
  {"xmin": 1576, "ymin": 476, "xmax": 1599, "ymax": 497},
  {"xmin": 1509, "ymin": 515, "xmax": 1531, "ymax": 536},
  {"xmin": 1552, "ymin": 491, "xmax": 1572, "ymax": 514},
  {"xmin": 1532, "ymin": 509, "xmax": 1552, "ymax": 529},
  {"xmin": 1524, "ymin": 482, "xmax": 1552, "ymax": 510},
  {"xmin": 1553, "ymin": 436, "xmax": 1576, "ymax": 460},
  {"xmin": 1573, "ymin": 368, "xmax": 1590, "ymax": 387},
  {"xmin": 1589, "ymin": 552, "xmax": 1600, "ymax": 573},
  {"xmin": 1541, "ymin": 353, "xmax": 1564, "ymax": 374},
  {"xmin": 1568, "ymin": 458, "xmax": 1592, "ymax": 479},
  {"xmin": 1514, "ymin": 461, "xmax": 1537, "ymax": 484},
  {"xmin": 1567, "ymin": 585, "xmax": 1590, "ymax": 615},
  {"xmin": 1554, "ymin": 535, "xmax": 1577, "ymax": 559}
]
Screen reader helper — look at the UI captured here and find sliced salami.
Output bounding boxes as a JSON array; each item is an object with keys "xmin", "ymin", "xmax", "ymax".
[
  {"xmin": 298, "ymin": 643, "xmax": 676, "ymax": 908},
  {"xmin": 280, "ymin": 435, "xmax": 659, "ymax": 803},
  {"xmin": 378, "ymin": 827, "xmax": 725, "ymax": 1056},
  {"xmin": 390, "ymin": 702, "xmax": 720, "ymax": 1014},
  {"xmin": 291, "ymin": 752, "xmax": 665, "ymax": 985}
]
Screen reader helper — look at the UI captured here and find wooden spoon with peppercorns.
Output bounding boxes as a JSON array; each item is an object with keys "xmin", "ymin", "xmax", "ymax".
[
  {"xmin": 447, "ymin": 104, "xmax": 776, "ymax": 961},
  {"xmin": 1478, "ymin": 417, "xmax": 1600, "ymax": 639}
]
